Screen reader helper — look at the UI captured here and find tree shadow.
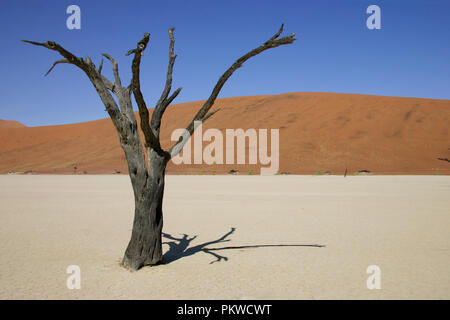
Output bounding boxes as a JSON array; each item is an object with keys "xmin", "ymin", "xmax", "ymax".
[{"xmin": 162, "ymin": 227, "xmax": 325, "ymax": 264}]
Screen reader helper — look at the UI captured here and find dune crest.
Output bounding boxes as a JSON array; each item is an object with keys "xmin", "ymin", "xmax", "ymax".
[{"xmin": 0, "ymin": 119, "xmax": 26, "ymax": 128}]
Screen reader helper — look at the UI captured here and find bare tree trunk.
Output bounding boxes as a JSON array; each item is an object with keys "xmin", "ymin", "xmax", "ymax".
[{"xmin": 122, "ymin": 149, "xmax": 168, "ymax": 270}]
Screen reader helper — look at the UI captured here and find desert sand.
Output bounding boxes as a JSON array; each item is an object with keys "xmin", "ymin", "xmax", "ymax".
[
  {"xmin": 0, "ymin": 175, "xmax": 449, "ymax": 299},
  {"xmin": 1, "ymin": 93, "xmax": 449, "ymax": 175}
]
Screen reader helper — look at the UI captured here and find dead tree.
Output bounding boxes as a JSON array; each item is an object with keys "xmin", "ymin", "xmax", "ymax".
[{"xmin": 23, "ymin": 25, "xmax": 296, "ymax": 270}]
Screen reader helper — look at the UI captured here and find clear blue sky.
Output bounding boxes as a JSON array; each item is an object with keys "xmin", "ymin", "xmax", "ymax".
[{"xmin": 0, "ymin": 0, "xmax": 448, "ymax": 126}]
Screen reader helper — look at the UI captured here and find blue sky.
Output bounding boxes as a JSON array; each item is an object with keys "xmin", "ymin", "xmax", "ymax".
[{"xmin": 0, "ymin": 0, "xmax": 449, "ymax": 126}]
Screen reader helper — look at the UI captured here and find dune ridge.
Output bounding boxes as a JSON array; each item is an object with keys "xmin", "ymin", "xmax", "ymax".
[
  {"xmin": 0, "ymin": 92, "xmax": 449, "ymax": 175},
  {"xmin": 0, "ymin": 119, "xmax": 26, "ymax": 128}
]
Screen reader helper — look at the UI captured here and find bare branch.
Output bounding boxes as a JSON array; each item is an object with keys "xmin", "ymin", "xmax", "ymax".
[
  {"xmin": 165, "ymin": 87, "xmax": 182, "ymax": 108},
  {"xmin": 84, "ymin": 55, "xmax": 115, "ymax": 92},
  {"xmin": 86, "ymin": 57, "xmax": 114, "ymax": 92},
  {"xmin": 102, "ymin": 53, "xmax": 122, "ymax": 88},
  {"xmin": 22, "ymin": 39, "xmax": 122, "ymax": 122},
  {"xmin": 265, "ymin": 23, "xmax": 284, "ymax": 43},
  {"xmin": 151, "ymin": 28, "xmax": 180, "ymax": 137},
  {"xmin": 192, "ymin": 25, "xmax": 295, "ymax": 122},
  {"xmin": 85, "ymin": 55, "xmax": 93, "ymax": 66},
  {"xmin": 44, "ymin": 59, "xmax": 69, "ymax": 76},
  {"xmin": 22, "ymin": 40, "xmax": 84, "ymax": 68},
  {"xmin": 99, "ymin": 75, "xmax": 115, "ymax": 92},
  {"xmin": 22, "ymin": 40, "xmax": 50, "ymax": 48},
  {"xmin": 128, "ymin": 33, "xmax": 159, "ymax": 149},
  {"xmin": 151, "ymin": 87, "xmax": 182, "ymax": 133},
  {"xmin": 158, "ymin": 28, "xmax": 177, "ymax": 104},
  {"xmin": 201, "ymin": 108, "xmax": 221, "ymax": 122},
  {"xmin": 169, "ymin": 108, "xmax": 220, "ymax": 159},
  {"xmin": 98, "ymin": 58, "xmax": 104, "ymax": 74},
  {"xmin": 168, "ymin": 24, "xmax": 296, "ymax": 158}
]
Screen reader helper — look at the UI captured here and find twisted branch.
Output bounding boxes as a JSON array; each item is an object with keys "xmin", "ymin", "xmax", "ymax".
[
  {"xmin": 151, "ymin": 28, "xmax": 182, "ymax": 138},
  {"xmin": 127, "ymin": 33, "xmax": 159, "ymax": 149},
  {"xmin": 44, "ymin": 59, "xmax": 70, "ymax": 76},
  {"xmin": 101, "ymin": 53, "xmax": 122, "ymax": 88}
]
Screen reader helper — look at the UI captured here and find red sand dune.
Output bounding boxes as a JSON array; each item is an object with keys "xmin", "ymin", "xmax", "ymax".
[{"xmin": 0, "ymin": 92, "xmax": 449, "ymax": 175}]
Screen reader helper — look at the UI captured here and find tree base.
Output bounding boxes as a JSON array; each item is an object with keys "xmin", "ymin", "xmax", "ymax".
[{"xmin": 121, "ymin": 255, "xmax": 164, "ymax": 271}]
